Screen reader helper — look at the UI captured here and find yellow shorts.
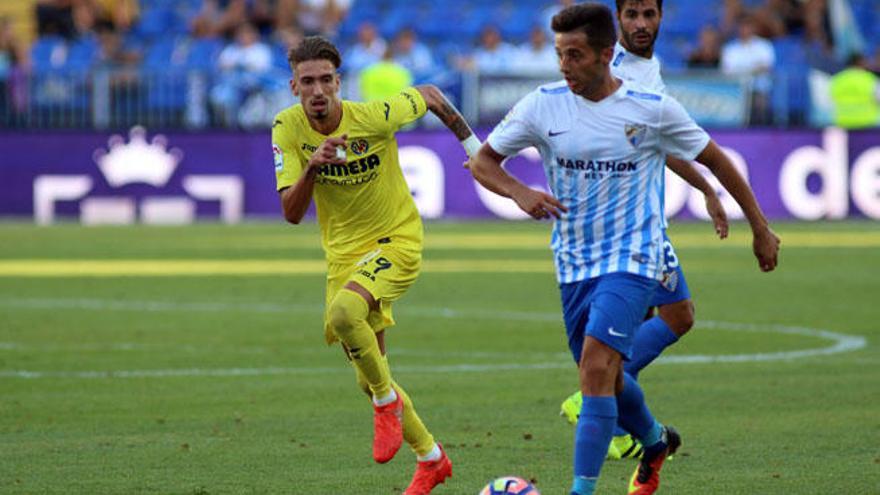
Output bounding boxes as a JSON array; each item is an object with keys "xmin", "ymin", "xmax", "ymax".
[{"xmin": 324, "ymin": 241, "xmax": 421, "ymax": 344}]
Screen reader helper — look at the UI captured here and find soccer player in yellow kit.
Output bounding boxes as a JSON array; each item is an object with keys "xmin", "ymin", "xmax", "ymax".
[{"xmin": 273, "ymin": 36, "xmax": 481, "ymax": 495}]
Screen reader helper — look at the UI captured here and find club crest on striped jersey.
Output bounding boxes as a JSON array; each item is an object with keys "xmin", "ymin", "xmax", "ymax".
[{"xmin": 624, "ymin": 123, "xmax": 647, "ymax": 148}]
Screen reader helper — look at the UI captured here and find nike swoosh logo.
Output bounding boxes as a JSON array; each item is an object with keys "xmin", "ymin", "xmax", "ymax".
[
  {"xmin": 608, "ymin": 327, "xmax": 627, "ymax": 338},
  {"xmin": 548, "ymin": 130, "xmax": 568, "ymax": 137}
]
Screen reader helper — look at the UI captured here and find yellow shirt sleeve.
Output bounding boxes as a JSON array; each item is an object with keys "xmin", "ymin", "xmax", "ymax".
[
  {"xmin": 272, "ymin": 114, "xmax": 303, "ymax": 191},
  {"xmin": 361, "ymin": 87, "xmax": 428, "ymax": 135}
]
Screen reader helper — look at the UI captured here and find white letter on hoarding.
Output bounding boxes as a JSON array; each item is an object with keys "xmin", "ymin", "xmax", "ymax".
[
  {"xmin": 687, "ymin": 147, "xmax": 748, "ymax": 220},
  {"xmin": 33, "ymin": 175, "xmax": 93, "ymax": 225},
  {"xmin": 779, "ymin": 127, "xmax": 848, "ymax": 220},
  {"xmin": 80, "ymin": 197, "xmax": 137, "ymax": 225},
  {"xmin": 476, "ymin": 147, "xmax": 546, "ymax": 220},
  {"xmin": 399, "ymin": 146, "xmax": 445, "ymax": 219},
  {"xmin": 851, "ymin": 147, "xmax": 880, "ymax": 219},
  {"xmin": 182, "ymin": 176, "xmax": 244, "ymax": 224}
]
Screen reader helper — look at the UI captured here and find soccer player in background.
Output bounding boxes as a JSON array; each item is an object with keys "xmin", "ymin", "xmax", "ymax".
[
  {"xmin": 466, "ymin": 4, "xmax": 780, "ymax": 495},
  {"xmin": 559, "ymin": 0, "xmax": 734, "ymax": 461},
  {"xmin": 272, "ymin": 36, "xmax": 481, "ymax": 495}
]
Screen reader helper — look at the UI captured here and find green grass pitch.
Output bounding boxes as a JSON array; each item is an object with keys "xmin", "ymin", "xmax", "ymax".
[{"xmin": 0, "ymin": 220, "xmax": 877, "ymax": 494}]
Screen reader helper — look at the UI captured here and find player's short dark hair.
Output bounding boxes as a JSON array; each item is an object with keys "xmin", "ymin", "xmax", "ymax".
[
  {"xmin": 288, "ymin": 35, "xmax": 342, "ymax": 69},
  {"xmin": 615, "ymin": 0, "xmax": 664, "ymax": 14},
  {"xmin": 551, "ymin": 3, "xmax": 617, "ymax": 52}
]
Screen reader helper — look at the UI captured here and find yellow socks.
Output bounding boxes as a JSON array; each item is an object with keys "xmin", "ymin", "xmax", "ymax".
[
  {"xmin": 392, "ymin": 377, "xmax": 436, "ymax": 457},
  {"xmin": 328, "ymin": 289, "xmax": 392, "ymax": 399}
]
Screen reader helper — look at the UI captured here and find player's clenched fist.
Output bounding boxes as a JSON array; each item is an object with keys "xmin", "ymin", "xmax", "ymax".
[{"xmin": 308, "ymin": 134, "xmax": 348, "ymax": 169}]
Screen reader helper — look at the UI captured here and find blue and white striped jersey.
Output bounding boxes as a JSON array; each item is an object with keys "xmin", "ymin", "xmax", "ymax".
[
  {"xmin": 611, "ymin": 42, "xmax": 671, "ymax": 229},
  {"xmin": 611, "ymin": 41, "xmax": 666, "ymax": 93},
  {"xmin": 487, "ymin": 79, "xmax": 709, "ymax": 284}
]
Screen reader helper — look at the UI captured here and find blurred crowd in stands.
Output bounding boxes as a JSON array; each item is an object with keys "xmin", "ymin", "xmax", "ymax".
[{"xmin": 0, "ymin": 0, "xmax": 878, "ymax": 128}]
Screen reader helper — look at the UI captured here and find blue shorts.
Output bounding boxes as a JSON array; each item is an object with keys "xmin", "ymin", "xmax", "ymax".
[
  {"xmin": 560, "ymin": 272, "xmax": 660, "ymax": 363},
  {"xmin": 651, "ymin": 233, "xmax": 691, "ymax": 307}
]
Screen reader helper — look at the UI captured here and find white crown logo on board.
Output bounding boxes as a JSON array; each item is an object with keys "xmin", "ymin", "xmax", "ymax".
[{"xmin": 93, "ymin": 126, "xmax": 184, "ymax": 187}]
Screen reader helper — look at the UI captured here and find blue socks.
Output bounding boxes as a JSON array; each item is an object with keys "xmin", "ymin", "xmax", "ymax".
[
  {"xmin": 611, "ymin": 318, "xmax": 677, "ymax": 440},
  {"xmin": 625, "ymin": 316, "xmax": 679, "ymax": 379},
  {"xmin": 574, "ymin": 321, "xmax": 676, "ymax": 495},
  {"xmin": 616, "ymin": 372, "xmax": 656, "ymax": 439},
  {"xmin": 573, "ymin": 378, "xmax": 668, "ymax": 494},
  {"xmin": 617, "ymin": 373, "xmax": 666, "ymax": 456},
  {"xmin": 641, "ymin": 422, "xmax": 667, "ymax": 459},
  {"xmin": 570, "ymin": 476, "xmax": 596, "ymax": 495},
  {"xmin": 571, "ymin": 396, "xmax": 616, "ymax": 495}
]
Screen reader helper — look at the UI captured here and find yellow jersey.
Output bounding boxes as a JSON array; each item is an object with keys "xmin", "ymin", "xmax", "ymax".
[{"xmin": 273, "ymin": 87, "xmax": 428, "ymax": 263}]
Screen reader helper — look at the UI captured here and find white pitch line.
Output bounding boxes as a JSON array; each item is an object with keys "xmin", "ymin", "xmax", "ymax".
[
  {"xmin": 0, "ymin": 297, "xmax": 310, "ymax": 315},
  {"xmin": 0, "ymin": 362, "xmax": 577, "ymax": 379},
  {"xmin": 0, "ymin": 297, "xmax": 867, "ymax": 379},
  {"xmin": 0, "ymin": 296, "xmax": 562, "ymax": 321},
  {"xmin": 666, "ymin": 321, "xmax": 868, "ymax": 363}
]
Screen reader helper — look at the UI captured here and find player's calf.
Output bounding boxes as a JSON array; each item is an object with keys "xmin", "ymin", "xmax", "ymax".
[{"xmin": 562, "ymin": 392, "xmax": 644, "ymax": 460}]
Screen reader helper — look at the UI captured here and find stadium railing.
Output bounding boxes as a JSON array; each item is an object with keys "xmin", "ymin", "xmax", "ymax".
[{"xmin": 0, "ymin": 67, "xmax": 785, "ymax": 130}]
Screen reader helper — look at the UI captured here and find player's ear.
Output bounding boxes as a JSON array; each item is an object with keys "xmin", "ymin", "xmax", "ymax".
[
  {"xmin": 599, "ymin": 45, "xmax": 615, "ymax": 65},
  {"xmin": 290, "ymin": 78, "xmax": 299, "ymax": 97}
]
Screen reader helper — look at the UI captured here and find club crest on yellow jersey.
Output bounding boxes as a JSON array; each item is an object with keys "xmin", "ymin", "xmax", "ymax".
[{"xmin": 350, "ymin": 138, "xmax": 370, "ymax": 156}]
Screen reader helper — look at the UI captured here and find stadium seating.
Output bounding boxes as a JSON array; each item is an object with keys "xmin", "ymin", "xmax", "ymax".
[
  {"xmin": 850, "ymin": 0, "xmax": 878, "ymax": 46},
  {"xmin": 14, "ymin": 0, "xmax": 877, "ymax": 128},
  {"xmin": 30, "ymin": 35, "xmax": 67, "ymax": 73},
  {"xmin": 142, "ymin": 36, "xmax": 222, "ymax": 115},
  {"xmin": 65, "ymin": 36, "xmax": 99, "ymax": 71}
]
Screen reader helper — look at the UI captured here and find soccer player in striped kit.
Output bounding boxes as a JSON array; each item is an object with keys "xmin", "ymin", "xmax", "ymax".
[
  {"xmin": 467, "ymin": 4, "xmax": 779, "ymax": 494},
  {"xmin": 560, "ymin": 0, "xmax": 737, "ymax": 461}
]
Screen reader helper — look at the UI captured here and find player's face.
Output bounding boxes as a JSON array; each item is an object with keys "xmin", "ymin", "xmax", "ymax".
[
  {"xmin": 291, "ymin": 59, "xmax": 341, "ymax": 120},
  {"xmin": 617, "ymin": 0, "xmax": 662, "ymax": 57},
  {"xmin": 555, "ymin": 31, "xmax": 613, "ymax": 96}
]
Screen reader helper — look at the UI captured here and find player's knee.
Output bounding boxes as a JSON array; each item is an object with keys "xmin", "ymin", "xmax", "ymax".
[
  {"xmin": 677, "ymin": 300, "xmax": 696, "ymax": 335},
  {"xmin": 328, "ymin": 290, "xmax": 368, "ymax": 337},
  {"xmin": 328, "ymin": 302, "xmax": 354, "ymax": 335},
  {"xmin": 663, "ymin": 300, "xmax": 695, "ymax": 336},
  {"xmin": 578, "ymin": 347, "xmax": 618, "ymax": 391},
  {"xmin": 580, "ymin": 358, "xmax": 614, "ymax": 380}
]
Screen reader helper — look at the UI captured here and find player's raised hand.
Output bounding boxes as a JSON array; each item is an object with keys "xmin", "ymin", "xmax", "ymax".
[
  {"xmin": 752, "ymin": 226, "xmax": 780, "ymax": 272},
  {"xmin": 511, "ymin": 186, "xmax": 567, "ymax": 220},
  {"xmin": 705, "ymin": 193, "xmax": 729, "ymax": 239},
  {"xmin": 309, "ymin": 134, "xmax": 348, "ymax": 168}
]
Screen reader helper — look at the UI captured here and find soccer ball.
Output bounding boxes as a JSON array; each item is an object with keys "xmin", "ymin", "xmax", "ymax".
[{"xmin": 479, "ymin": 476, "xmax": 540, "ymax": 495}]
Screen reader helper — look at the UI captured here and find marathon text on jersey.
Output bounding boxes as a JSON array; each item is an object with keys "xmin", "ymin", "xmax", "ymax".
[{"xmin": 556, "ymin": 157, "xmax": 638, "ymax": 172}]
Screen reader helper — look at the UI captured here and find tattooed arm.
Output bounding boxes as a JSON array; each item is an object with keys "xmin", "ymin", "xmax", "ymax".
[{"xmin": 415, "ymin": 85, "xmax": 481, "ymax": 156}]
